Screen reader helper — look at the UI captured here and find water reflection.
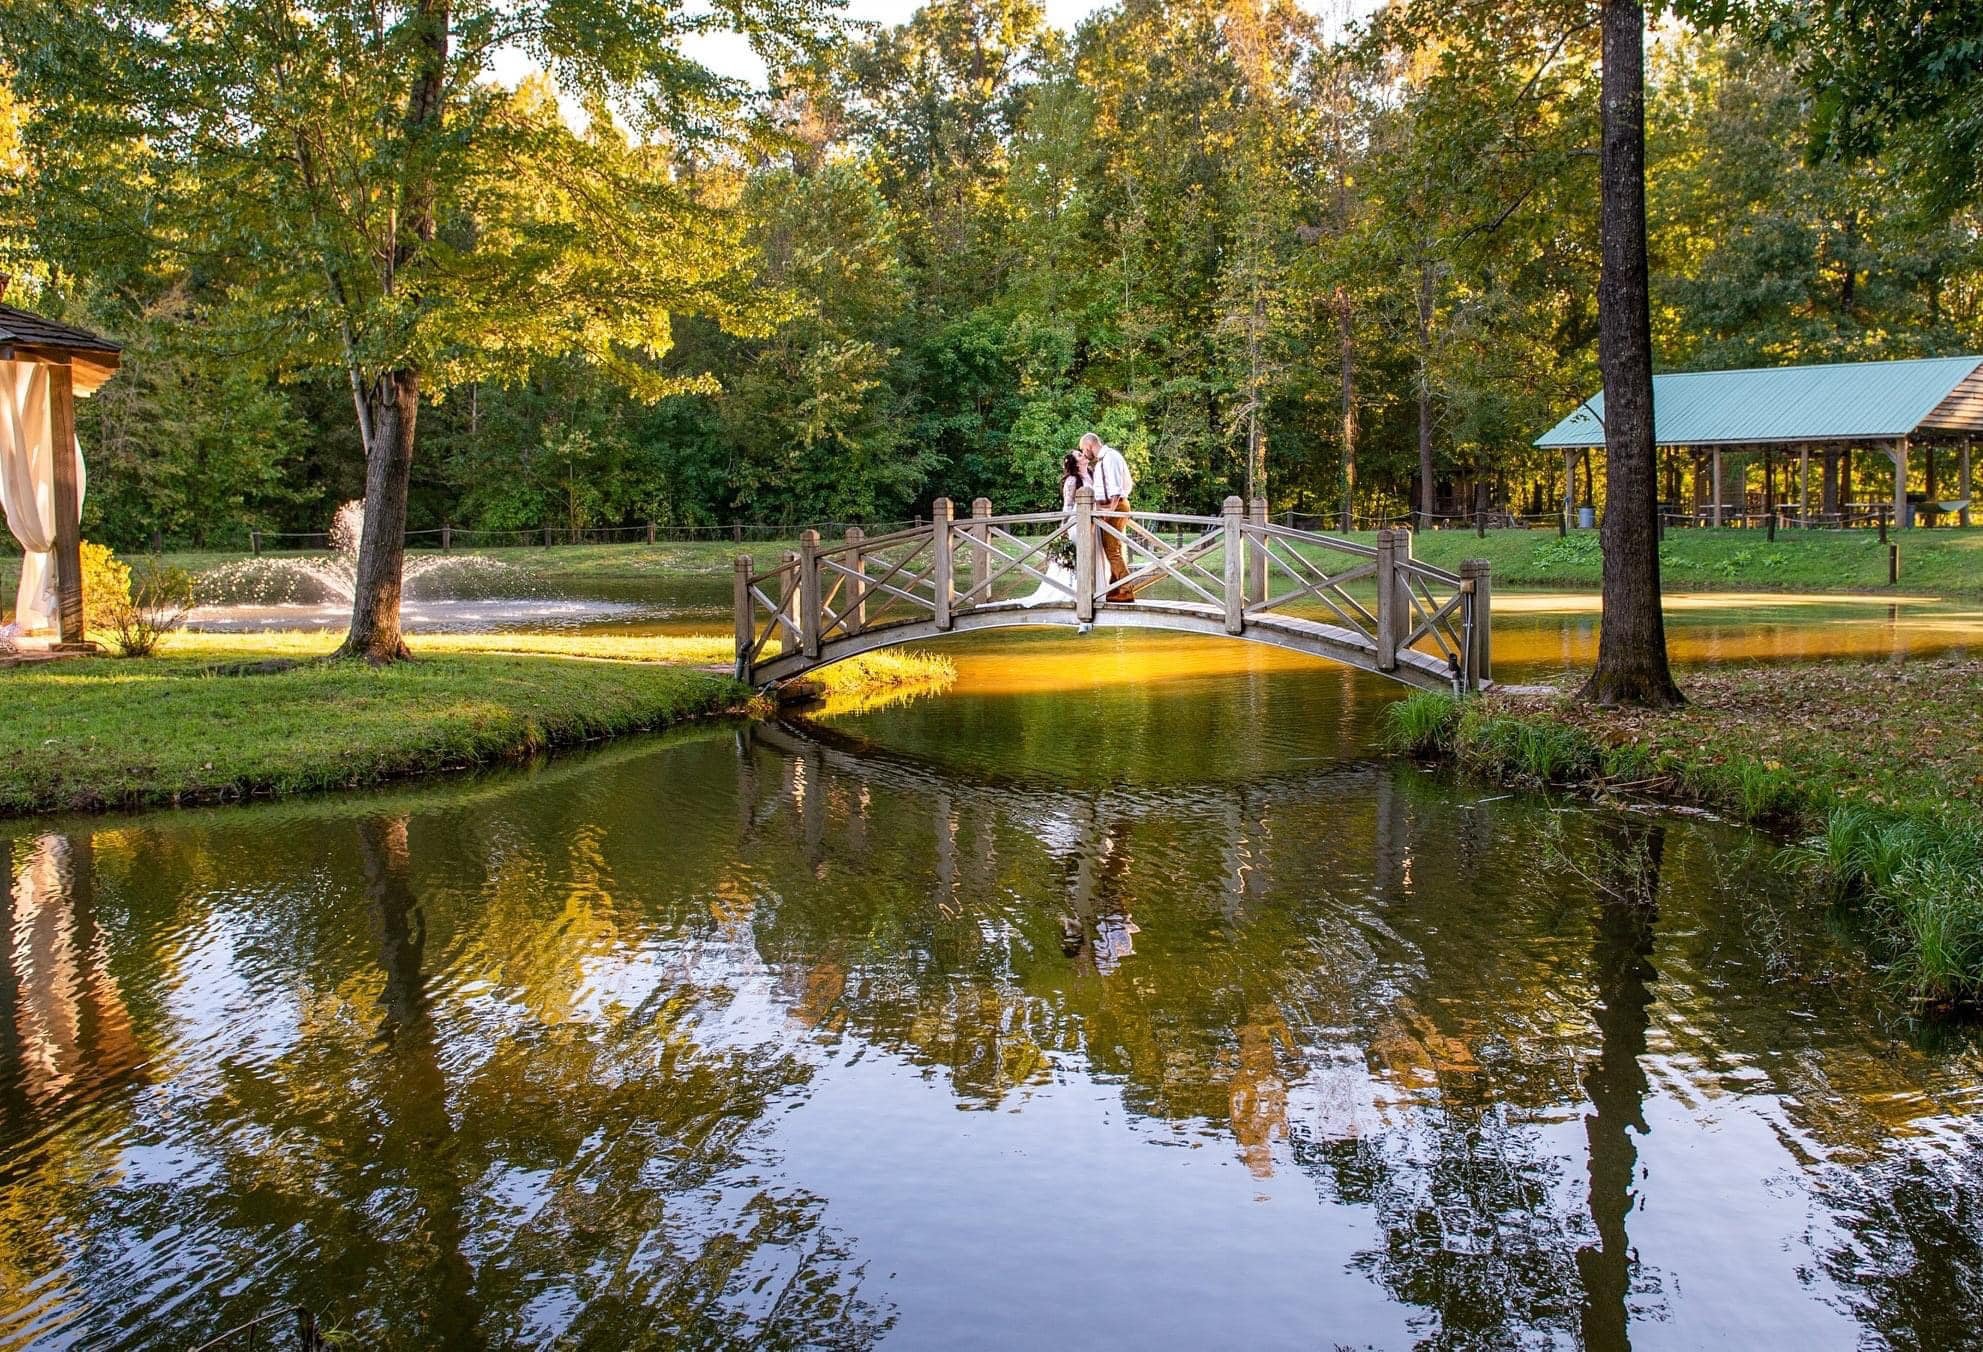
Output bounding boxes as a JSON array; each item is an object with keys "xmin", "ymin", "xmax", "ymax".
[{"xmin": 1, "ymin": 709, "xmax": 1981, "ymax": 1348}]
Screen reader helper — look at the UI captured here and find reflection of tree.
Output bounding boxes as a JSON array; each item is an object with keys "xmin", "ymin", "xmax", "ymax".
[
  {"xmin": 0, "ymin": 789, "xmax": 893, "ymax": 1348},
  {"xmin": 357, "ymin": 815, "xmax": 482, "ymax": 1347},
  {"xmin": 1578, "ymin": 821, "xmax": 1663, "ymax": 1352}
]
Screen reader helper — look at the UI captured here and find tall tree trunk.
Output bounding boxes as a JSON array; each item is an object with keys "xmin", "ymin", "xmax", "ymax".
[
  {"xmin": 1581, "ymin": 0, "xmax": 1681, "ymax": 707},
  {"xmin": 1336, "ymin": 288, "xmax": 1356, "ymax": 533},
  {"xmin": 344, "ymin": 372, "xmax": 419, "ymax": 662},
  {"xmin": 339, "ymin": 0, "xmax": 449, "ymax": 664},
  {"xmin": 1416, "ymin": 262, "xmax": 1436, "ymax": 529}
]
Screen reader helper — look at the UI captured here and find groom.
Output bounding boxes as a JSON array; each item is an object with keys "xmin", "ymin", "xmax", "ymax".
[{"xmin": 1081, "ymin": 432, "xmax": 1136, "ymax": 603}]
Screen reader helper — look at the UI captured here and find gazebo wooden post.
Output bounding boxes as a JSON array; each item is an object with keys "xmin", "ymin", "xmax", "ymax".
[
  {"xmin": 1962, "ymin": 436, "xmax": 1973, "ymax": 529},
  {"xmin": 1892, "ymin": 437, "xmax": 1910, "ymax": 529},
  {"xmin": 1711, "ymin": 447, "xmax": 1723, "ymax": 527},
  {"xmin": 1562, "ymin": 448, "xmax": 1576, "ymax": 529},
  {"xmin": 47, "ymin": 362, "xmax": 86, "ymax": 646},
  {"xmin": 1799, "ymin": 444, "xmax": 1810, "ymax": 525}
]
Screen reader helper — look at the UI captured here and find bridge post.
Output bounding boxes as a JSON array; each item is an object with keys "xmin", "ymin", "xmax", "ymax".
[
  {"xmin": 1222, "ymin": 496, "xmax": 1245, "ymax": 634},
  {"xmin": 799, "ymin": 529, "xmax": 822, "ymax": 658},
  {"xmin": 971, "ymin": 497, "xmax": 992, "ymax": 609},
  {"xmin": 782, "ymin": 550, "xmax": 802, "ymax": 655},
  {"xmin": 844, "ymin": 526, "xmax": 866, "ymax": 634},
  {"xmin": 1248, "ymin": 496, "xmax": 1268, "ymax": 607},
  {"xmin": 1375, "ymin": 528, "xmax": 1399, "ymax": 672},
  {"xmin": 1074, "ymin": 487, "xmax": 1096, "ymax": 622},
  {"xmin": 932, "ymin": 497, "xmax": 954, "ymax": 630},
  {"xmin": 733, "ymin": 555, "xmax": 754, "ymax": 681},
  {"xmin": 1460, "ymin": 558, "xmax": 1492, "ymax": 691}
]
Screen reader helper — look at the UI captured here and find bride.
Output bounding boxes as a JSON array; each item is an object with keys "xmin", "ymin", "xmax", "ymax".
[{"xmin": 1017, "ymin": 452, "xmax": 1088, "ymax": 617}]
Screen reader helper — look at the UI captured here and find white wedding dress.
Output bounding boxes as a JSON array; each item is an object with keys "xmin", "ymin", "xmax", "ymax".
[{"xmin": 1017, "ymin": 474, "xmax": 1082, "ymax": 608}]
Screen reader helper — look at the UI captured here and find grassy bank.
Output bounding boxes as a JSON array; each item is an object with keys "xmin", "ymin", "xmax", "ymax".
[
  {"xmin": 10, "ymin": 632, "xmax": 950, "ymax": 816},
  {"xmin": 1387, "ymin": 657, "xmax": 1983, "ymax": 1010}
]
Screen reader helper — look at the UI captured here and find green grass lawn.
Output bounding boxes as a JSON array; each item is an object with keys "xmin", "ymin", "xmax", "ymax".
[
  {"xmin": 8, "ymin": 632, "xmax": 747, "ymax": 815},
  {"xmin": 6, "ymin": 630, "xmax": 954, "ymax": 817}
]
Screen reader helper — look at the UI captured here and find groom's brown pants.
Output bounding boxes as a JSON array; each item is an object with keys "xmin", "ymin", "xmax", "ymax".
[{"xmin": 1099, "ymin": 497, "xmax": 1134, "ymax": 602}]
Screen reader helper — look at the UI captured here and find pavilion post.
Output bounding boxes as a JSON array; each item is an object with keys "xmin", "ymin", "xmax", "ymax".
[
  {"xmin": 1892, "ymin": 437, "xmax": 1910, "ymax": 529},
  {"xmin": 47, "ymin": 364, "xmax": 85, "ymax": 646},
  {"xmin": 1563, "ymin": 448, "xmax": 1576, "ymax": 529},
  {"xmin": 1951, "ymin": 440, "xmax": 1967, "ymax": 527},
  {"xmin": 1711, "ymin": 447, "xmax": 1723, "ymax": 527},
  {"xmin": 1799, "ymin": 444, "xmax": 1810, "ymax": 525}
]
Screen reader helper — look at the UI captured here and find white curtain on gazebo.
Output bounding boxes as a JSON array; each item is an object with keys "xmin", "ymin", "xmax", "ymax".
[{"xmin": 0, "ymin": 360, "xmax": 86, "ymax": 632}]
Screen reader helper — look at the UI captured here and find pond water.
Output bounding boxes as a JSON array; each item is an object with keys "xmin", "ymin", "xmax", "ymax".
[{"xmin": 6, "ymin": 632, "xmax": 1983, "ymax": 1349}]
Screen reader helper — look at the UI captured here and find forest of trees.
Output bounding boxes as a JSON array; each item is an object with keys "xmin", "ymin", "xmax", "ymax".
[{"xmin": 5, "ymin": 0, "xmax": 1980, "ymax": 549}]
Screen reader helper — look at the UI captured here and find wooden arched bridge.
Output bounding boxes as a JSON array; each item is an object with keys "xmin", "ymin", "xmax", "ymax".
[{"xmin": 733, "ymin": 491, "xmax": 1493, "ymax": 693}]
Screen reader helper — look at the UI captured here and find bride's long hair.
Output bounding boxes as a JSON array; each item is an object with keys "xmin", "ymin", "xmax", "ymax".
[{"xmin": 1062, "ymin": 452, "xmax": 1084, "ymax": 485}]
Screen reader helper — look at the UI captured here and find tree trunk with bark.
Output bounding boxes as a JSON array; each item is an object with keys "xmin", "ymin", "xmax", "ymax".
[
  {"xmin": 337, "ymin": 0, "xmax": 449, "ymax": 664},
  {"xmin": 1416, "ymin": 262, "xmax": 1436, "ymax": 529},
  {"xmin": 1336, "ymin": 288, "xmax": 1356, "ymax": 533},
  {"xmin": 1580, "ymin": 0, "xmax": 1682, "ymax": 707}
]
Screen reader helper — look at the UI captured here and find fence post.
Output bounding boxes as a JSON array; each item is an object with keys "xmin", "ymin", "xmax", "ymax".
[
  {"xmin": 1074, "ymin": 487, "xmax": 1096, "ymax": 623},
  {"xmin": 931, "ymin": 497, "xmax": 954, "ymax": 630},
  {"xmin": 1460, "ymin": 558, "xmax": 1492, "ymax": 691},
  {"xmin": 844, "ymin": 526, "xmax": 867, "ymax": 634},
  {"xmin": 1889, "ymin": 543, "xmax": 1900, "ymax": 585},
  {"xmin": 542, "ymin": 523, "xmax": 551, "ymax": 548},
  {"xmin": 441, "ymin": 523, "xmax": 452, "ymax": 552},
  {"xmin": 971, "ymin": 497, "xmax": 992, "ymax": 609},
  {"xmin": 799, "ymin": 529, "xmax": 822, "ymax": 658},
  {"xmin": 733, "ymin": 556, "xmax": 754, "ymax": 680},
  {"xmin": 647, "ymin": 520, "xmax": 656, "ymax": 545},
  {"xmin": 1222, "ymin": 496, "xmax": 1245, "ymax": 634},
  {"xmin": 1375, "ymin": 528, "xmax": 1398, "ymax": 672},
  {"xmin": 1248, "ymin": 496, "xmax": 1268, "ymax": 608},
  {"xmin": 250, "ymin": 530, "xmax": 261, "ymax": 558}
]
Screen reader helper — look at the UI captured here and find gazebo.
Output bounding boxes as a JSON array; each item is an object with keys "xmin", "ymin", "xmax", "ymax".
[
  {"xmin": 0, "ymin": 294, "xmax": 122, "ymax": 648},
  {"xmin": 1535, "ymin": 355, "xmax": 1983, "ymax": 529}
]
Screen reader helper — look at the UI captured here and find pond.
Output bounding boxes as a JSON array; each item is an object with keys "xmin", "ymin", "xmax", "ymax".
[{"xmin": 5, "ymin": 631, "xmax": 1982, "ymax": 1349}]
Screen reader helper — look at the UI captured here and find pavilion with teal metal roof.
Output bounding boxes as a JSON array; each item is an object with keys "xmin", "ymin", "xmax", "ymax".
[{"xmin": 1534, "ymin": 354, "xmax": 1983, "ymax": 528}]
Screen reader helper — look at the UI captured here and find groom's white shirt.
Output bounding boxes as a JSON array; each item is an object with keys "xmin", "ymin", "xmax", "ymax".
[{"xmin": 1093, "ymin": 444, "xmax": 1133, "ymax": 502}]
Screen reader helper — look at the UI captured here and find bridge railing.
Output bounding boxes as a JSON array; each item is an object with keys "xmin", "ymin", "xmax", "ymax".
[{"xmin": 735, "ymin": 490, "xmax": 1490, "ymax": 690}]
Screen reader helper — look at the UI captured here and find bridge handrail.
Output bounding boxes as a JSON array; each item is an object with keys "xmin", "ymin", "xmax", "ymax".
[
  {"xmin": 1399, "ymin": 556, "xmax": 1463, "ymax": 587},
  {"xmin": 1246, "ymin": 518, "xmax": 1378, "ymax": 559}
]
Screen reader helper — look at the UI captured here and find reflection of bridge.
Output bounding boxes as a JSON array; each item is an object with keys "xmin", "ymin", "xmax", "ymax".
[
  {"xmin": 738, "ymin": 717, "xmax": 1434, "ymax": 926},
  {"xmin": 734, "ymin": 493, "xmax": 1493, "ymax": 692}
]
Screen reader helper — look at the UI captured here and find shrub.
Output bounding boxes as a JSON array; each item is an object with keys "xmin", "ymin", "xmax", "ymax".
[
  {"xmin": 1787, "ymin": 806, "xmax": 1983, "ymax": 1009},
  {"xmin": 79, "ymin": 539, "xmax": 131, "ymax": 632},
  {"xmin": 1383, "ymin": 690, "xmax": 1461, "ymax": 754},
  {"xmin": 106, "ymin": 560, "xmax": 196, "ymax": 657}
]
